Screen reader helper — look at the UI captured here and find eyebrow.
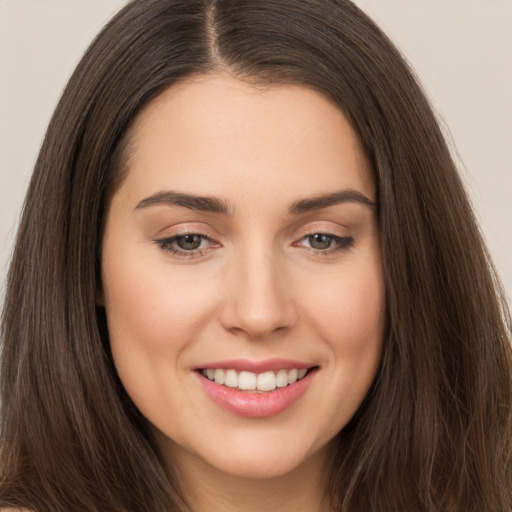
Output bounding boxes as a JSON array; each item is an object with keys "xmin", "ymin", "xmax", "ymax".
[
  {"xmin": 135, "ymin": 191, "xmax": 231, "ymax": 214},
  {"xmin": 134, "ymin": 188, "xmax": 376, "ymax": 215},
  {"xmin": 288, "ymin": 189, "xmax": 377, "ymax": 214}
]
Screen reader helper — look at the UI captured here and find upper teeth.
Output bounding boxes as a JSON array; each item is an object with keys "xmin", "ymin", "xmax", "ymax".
[{"xmin": 203, "ymin": 368, "xmax": 308, "ymax": 392}]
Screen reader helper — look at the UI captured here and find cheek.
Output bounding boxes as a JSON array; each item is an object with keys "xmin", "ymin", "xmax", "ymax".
[
  {"xmin": 282, "ymin": 255, "xmax": 385, "ymax": 444},
  {"xmin": 101, "ymin": 246, "xmax": 222, "ymax": 421},
  {"xmin": 302, "ymin": 258, "xmax": 385, "ymax": 355},
  {"xmin": 103, "ymin": 248, "xmax": 220, "ymax": 355},
  {"xmin": 101, "ymin": 247, "xmax": 225, "ymax": 425}
]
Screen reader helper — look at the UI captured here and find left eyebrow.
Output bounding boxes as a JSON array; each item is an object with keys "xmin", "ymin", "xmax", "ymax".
[{"xmin": 289, "ymin": 189, "xmax": 377, "ymax": 214}]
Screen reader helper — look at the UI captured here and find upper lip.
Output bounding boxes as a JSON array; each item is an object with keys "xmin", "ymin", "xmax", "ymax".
[{"xmin": 195, "ymin": 358, "xmax": 316, "ymax": 373}]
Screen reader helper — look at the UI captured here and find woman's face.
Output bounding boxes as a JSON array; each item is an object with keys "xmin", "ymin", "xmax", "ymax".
[{"xmin": 101, "ymin": 75, "xmax": 385, "ymax": 480}]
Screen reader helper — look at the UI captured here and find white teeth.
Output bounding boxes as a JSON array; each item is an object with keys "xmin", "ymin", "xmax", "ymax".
[
  {"xmin": 238, "ymin": 371, "xmax": 257, "ymax": 390},
  {"xmin": 214, "ymin": 369, "xmax": 225, "ymax": 385},
  {"xmin": 287, "ymin": 368, "xmax": 298, "ymax": 384},
  {"xmin": 276, "ymin": 369, "xmax": 288, "ymax": 388},
  {"xmin": 202, "ymin": 367, "xmax": 310, "ymax": 391},
  {"xmin": 224, "ymin": 369, "xmax": 238, "ymax": 388},
  {"xmin": 257, "ymin": 371, "xmax": 277, "ymax": 391}
]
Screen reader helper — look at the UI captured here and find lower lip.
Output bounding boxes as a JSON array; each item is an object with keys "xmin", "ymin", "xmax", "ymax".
[{"xmin": 195, "ymin": 369, "xmax": 317, "ymax": 418}]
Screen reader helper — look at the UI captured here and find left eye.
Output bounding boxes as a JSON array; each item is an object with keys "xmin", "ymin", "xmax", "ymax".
[
  {"xmin": 298, "ymin": 233, "xmax": 353, "ymax": 252},
  {"xmin": 306, "ymin": 234, "xmax": 335, "ymax": 250}
]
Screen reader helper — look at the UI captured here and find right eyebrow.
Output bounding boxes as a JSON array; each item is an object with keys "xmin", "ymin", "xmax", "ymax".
[{"xmin": 134, "ymin": 191, "xmax": 231, "ymax": 214}]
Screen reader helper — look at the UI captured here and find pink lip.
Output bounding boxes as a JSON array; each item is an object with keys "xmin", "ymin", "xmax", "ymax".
[
  {"xmin": 194, "ymin": 364, "xmax": 318, "ymax": 418},
  {"xmin": 196, "ymin": 358, "xmax": 313, "ymax": 373}
]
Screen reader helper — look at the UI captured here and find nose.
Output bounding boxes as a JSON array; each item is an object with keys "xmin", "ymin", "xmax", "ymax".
[{"xmin": 219, "ymin": 246, "xmax": 297, "ymax": 339}]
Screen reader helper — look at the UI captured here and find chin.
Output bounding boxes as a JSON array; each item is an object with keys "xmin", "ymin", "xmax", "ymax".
[
  {"xmin": 210, "ymin": 448, "xmax": 312, "ymax": 479},
  {"xmin": 164, "ymin": 424, "xmax": 333, "ymax": 482}
]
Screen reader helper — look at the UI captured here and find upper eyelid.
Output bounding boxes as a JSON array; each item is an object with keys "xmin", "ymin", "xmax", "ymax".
[
  {"xmin": 293, "ymin": 223, "xmax": 352, "ymax": 239},
  {"xmin": 163, "ymin": 232, "xmax": 212, "ymax": 241},
  {"xmin": 157, "ymin": 233, "xmax": 218, "ymax": 246},
  {"xmin": 299, "ymin": 227, "xmax": 349, "ymax": 236},
  {"xmin": 154, "ymin": 223, "xmax": 219, "ymax": 239},
  {"xmin": 156, "ymin": 230, "xmax": 350, "ymax": 242},
  {"xmin": 152, "ymin": 219, "xmax": 353, "ymax": 243}
]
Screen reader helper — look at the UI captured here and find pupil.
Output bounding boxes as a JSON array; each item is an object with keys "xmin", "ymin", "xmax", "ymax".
[
  {"xmin": 309, "ymin": 234, "xmax": 332, "ymax": 250},
  {"xmin": 177, "ymin": 234, "xmax": 202, "ymax": 250}
]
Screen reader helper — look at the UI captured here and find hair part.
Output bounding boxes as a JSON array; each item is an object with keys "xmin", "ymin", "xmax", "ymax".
[{"xmin": 1, "ymin": 1, "xmax": 511, "ymax": 511}]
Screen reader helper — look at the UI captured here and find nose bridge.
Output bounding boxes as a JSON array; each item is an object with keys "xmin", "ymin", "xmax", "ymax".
[{"xmin": 220, "ymin": 241, "xmax": 296, "ymax": 338}]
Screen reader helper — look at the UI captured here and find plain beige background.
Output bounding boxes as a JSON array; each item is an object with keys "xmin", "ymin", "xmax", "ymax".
[{"xmin": 1, "ymin": 0, "xmax": 511, "ymax": 304}]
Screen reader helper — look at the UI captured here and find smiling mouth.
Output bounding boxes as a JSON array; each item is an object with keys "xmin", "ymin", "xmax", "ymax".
[
  {"xmin": 195, "ymin": 365, "xmax": 319, "ymax": 417},
  {"xmin": 198, "ymin": 367, "xmax": 314, "ymax": 392}
]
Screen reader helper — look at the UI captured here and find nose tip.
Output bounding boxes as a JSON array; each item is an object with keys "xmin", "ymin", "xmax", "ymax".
[
  {"xmin": 225, "ymin": 302, "xmax": 289, "ymax": 339},
  {"xmin": 219, "ymin": 258, "xmax": 297, "ymax": 339}
]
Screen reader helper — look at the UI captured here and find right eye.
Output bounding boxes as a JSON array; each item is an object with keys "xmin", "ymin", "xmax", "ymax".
[
  {"xmin": 173, "ymin": 234, "xmax": 205, "ymax": 251},
  {"xmin": 154, "ymin": 233, "xmax": 218, "ymax": 257}
]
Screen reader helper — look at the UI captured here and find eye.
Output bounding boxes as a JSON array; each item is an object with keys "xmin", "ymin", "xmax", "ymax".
[
  {"xmin": 154, "ymin": 233, "xmax": 218, "ymax": 257},
  {"xmin": 296, "ymin": 233, "xmax": 354, "ymax": 253},
  {"xmin": 175, "ymin": 234, "xmax": 204, "ymax": 251},
  {"xmin": 307, "ymin": 234, "xmax": 335, "ymax": 250}
]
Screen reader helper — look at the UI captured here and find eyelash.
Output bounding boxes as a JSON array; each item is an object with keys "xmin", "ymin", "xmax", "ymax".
[
  {"xmin": 295, "ymin": 233, "xmax": 354, "ymax": 255},
  {"xmin": 154, "ymin": 232, "xmax": 354, "ymax": 258},
  {"xmin": 154, "ymin": 233, "xmax": 217, "ymax": 258}
]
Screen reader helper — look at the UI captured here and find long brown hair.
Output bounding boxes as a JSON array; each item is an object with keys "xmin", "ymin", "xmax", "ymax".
[{"xmin": 1, "ymin": 1, "xmax": 511, "ymax": 510}]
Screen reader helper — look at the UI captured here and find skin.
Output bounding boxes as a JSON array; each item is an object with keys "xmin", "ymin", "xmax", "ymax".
[{"xmin": 101, "ymin": 74, "xmax": 385, "ymax": 511}]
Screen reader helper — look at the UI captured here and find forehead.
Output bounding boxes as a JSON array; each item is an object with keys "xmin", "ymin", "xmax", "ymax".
[{"xmin": 117, "ymin": 74, "xmax": 375, "ymax": 206}]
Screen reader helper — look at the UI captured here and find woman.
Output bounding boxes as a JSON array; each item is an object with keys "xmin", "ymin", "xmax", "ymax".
[{"xmin": 1, "ymin": 0, "xmax": 510, "ymax": 511}]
